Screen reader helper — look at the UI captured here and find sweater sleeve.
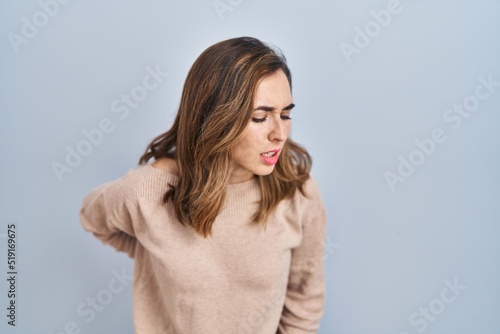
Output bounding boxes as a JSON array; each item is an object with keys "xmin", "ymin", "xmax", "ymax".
[
  {"xmin": 278, "ymin": 177, "xmax": 328, "ymax": 333},
  {"xmin": 79, "ymin": 175, "xmax": 138, "ymax": 258}
]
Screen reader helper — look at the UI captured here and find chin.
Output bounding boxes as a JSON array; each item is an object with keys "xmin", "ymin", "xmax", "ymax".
[{"xmin": 253, "ymin": 165, "xmax": 276, "ymax": 176}]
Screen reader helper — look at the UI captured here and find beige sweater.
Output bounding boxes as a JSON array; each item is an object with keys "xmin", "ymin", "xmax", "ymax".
[{"xmin": 79, "ymin": 164, "xmax": 327, "ymax": 334}]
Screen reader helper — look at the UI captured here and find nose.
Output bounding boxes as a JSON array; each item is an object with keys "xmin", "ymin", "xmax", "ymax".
[{"xmin": 268, "ymin": 117, "xmax": 287, "ymax": 142}]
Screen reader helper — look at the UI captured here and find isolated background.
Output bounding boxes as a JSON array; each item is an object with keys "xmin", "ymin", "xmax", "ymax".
[{"xmin": 1, "ymin": 0, "xmax": 499, "ymax": 333}]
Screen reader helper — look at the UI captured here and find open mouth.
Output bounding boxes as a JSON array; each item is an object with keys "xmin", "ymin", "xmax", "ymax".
[
  {"xmin": 259, "ymin": 148, "xmax": 280, "ymax": 165},
  {"xmin": 261, "ymin": 151, "xmax": 277, "ymax": 158}
]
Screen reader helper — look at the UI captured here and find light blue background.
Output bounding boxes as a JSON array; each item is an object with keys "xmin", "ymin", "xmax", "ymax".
[{"xmin": 1, "ymin": 0, "xmax": 499, "ymax": 333}]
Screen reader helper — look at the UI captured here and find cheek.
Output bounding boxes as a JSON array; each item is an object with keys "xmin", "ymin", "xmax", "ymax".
[
  {"xmin": 284, "ymin": 123, "xmax": 291, "ymax": 136},
  {"xmin": 239, "ymin": 126, "xmax": 267, "ymax": 149},
  {"xmin": 232, "ymin": 135, "xmax": 254, "ymax": 162},
  {"xmin": 248, "ymin": 123, "xmax": 271, "ymax": 139}
]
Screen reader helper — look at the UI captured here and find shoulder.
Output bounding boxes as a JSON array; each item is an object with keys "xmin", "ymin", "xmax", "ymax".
[
  {"xmin": 296, "ymin": 174, "xmax": 323, "ymax": 205},
  {"xmin": 297, "ymin": 175, "xmax": 326, "ymax": 219},
  {"xmin": 303, "ymin": 174, "xmax": 321, "ymax": 197},
  {"xmin": 151, "ymin": 157, "xmax": 179, "ymax": 176},
  {"xmin": 97, "ymin": 161, "xmax": 179, "ymax": 203},
  {"xmin": 297, "ymin": 175, "xmax": 327, "ymax": 230},
  {"xmin": 279, "ymin": 174, "xmax": 325, "ymax": 217}
]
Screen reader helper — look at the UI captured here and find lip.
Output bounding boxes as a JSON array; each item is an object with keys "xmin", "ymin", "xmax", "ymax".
[{"xmin": 259, "ymin": 148, "xmax": 281, "ymax": 165}]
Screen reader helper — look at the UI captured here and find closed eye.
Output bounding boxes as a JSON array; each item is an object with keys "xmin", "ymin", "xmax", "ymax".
[
  {"xmin": 251, "ymin": 115, "xmax": 292, "ymax": 123},
  {"xmin": 252, "ymin": 103, "xmax": 295, "ymax": 123},
  {"xmin": 251, "ymin": 117, "xmax": 267, "ymax": 123}
]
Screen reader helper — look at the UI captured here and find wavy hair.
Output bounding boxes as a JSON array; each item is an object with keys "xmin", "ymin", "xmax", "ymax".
[{"xmin": 139, "ymin": 36, "xmax": 312, "ymax": 237}]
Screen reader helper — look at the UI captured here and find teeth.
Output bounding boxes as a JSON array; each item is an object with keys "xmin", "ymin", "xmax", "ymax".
[{"xmin": 262, "ymin": 152, "xmax": 275, "ymax": 157}]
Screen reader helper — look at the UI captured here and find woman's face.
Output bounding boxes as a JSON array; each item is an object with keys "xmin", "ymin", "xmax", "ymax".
[{"xmin": 230, "ymin": 70, "xmax": 294, "ymax": 184}]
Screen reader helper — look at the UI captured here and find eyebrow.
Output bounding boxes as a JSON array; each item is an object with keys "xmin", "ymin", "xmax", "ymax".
[{"xmin": 253, "ymin": 103, "xmax": 295, "ymax": 112}]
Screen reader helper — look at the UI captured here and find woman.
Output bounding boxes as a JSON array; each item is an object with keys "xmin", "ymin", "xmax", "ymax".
[{"xmin": 80, "ymin": 36, "xmax": 327, "ymax": 334}]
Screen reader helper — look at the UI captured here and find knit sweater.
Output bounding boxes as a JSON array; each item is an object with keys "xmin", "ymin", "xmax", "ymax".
[{"xmin": 79, "ymin": 163, "xmax": 327, "ymax": 334}]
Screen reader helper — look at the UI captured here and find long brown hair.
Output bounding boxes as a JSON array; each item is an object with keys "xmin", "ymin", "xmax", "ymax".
[{"xmin": 139, "ymin": 36, "xmax": 312, "ymax": 237}]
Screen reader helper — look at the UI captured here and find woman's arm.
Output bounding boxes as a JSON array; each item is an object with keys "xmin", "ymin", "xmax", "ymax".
[
  {"xmin": 79, "ymin": 176, "xmax": 138, "ymax": 258},
  {"xmin": 278, "ymin": 177, "xmax": 328, "ymax": 333}
]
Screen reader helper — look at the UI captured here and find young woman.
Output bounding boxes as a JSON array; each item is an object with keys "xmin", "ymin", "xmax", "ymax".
[{"xmin": 80, "ymin": 36, "xmax": 327, "ymax": 334}]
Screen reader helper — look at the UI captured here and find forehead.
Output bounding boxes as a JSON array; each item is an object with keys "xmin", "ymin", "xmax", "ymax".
[{"xmin": 254, "ymin": 70, "xmax": 292, "ymax": 105}]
